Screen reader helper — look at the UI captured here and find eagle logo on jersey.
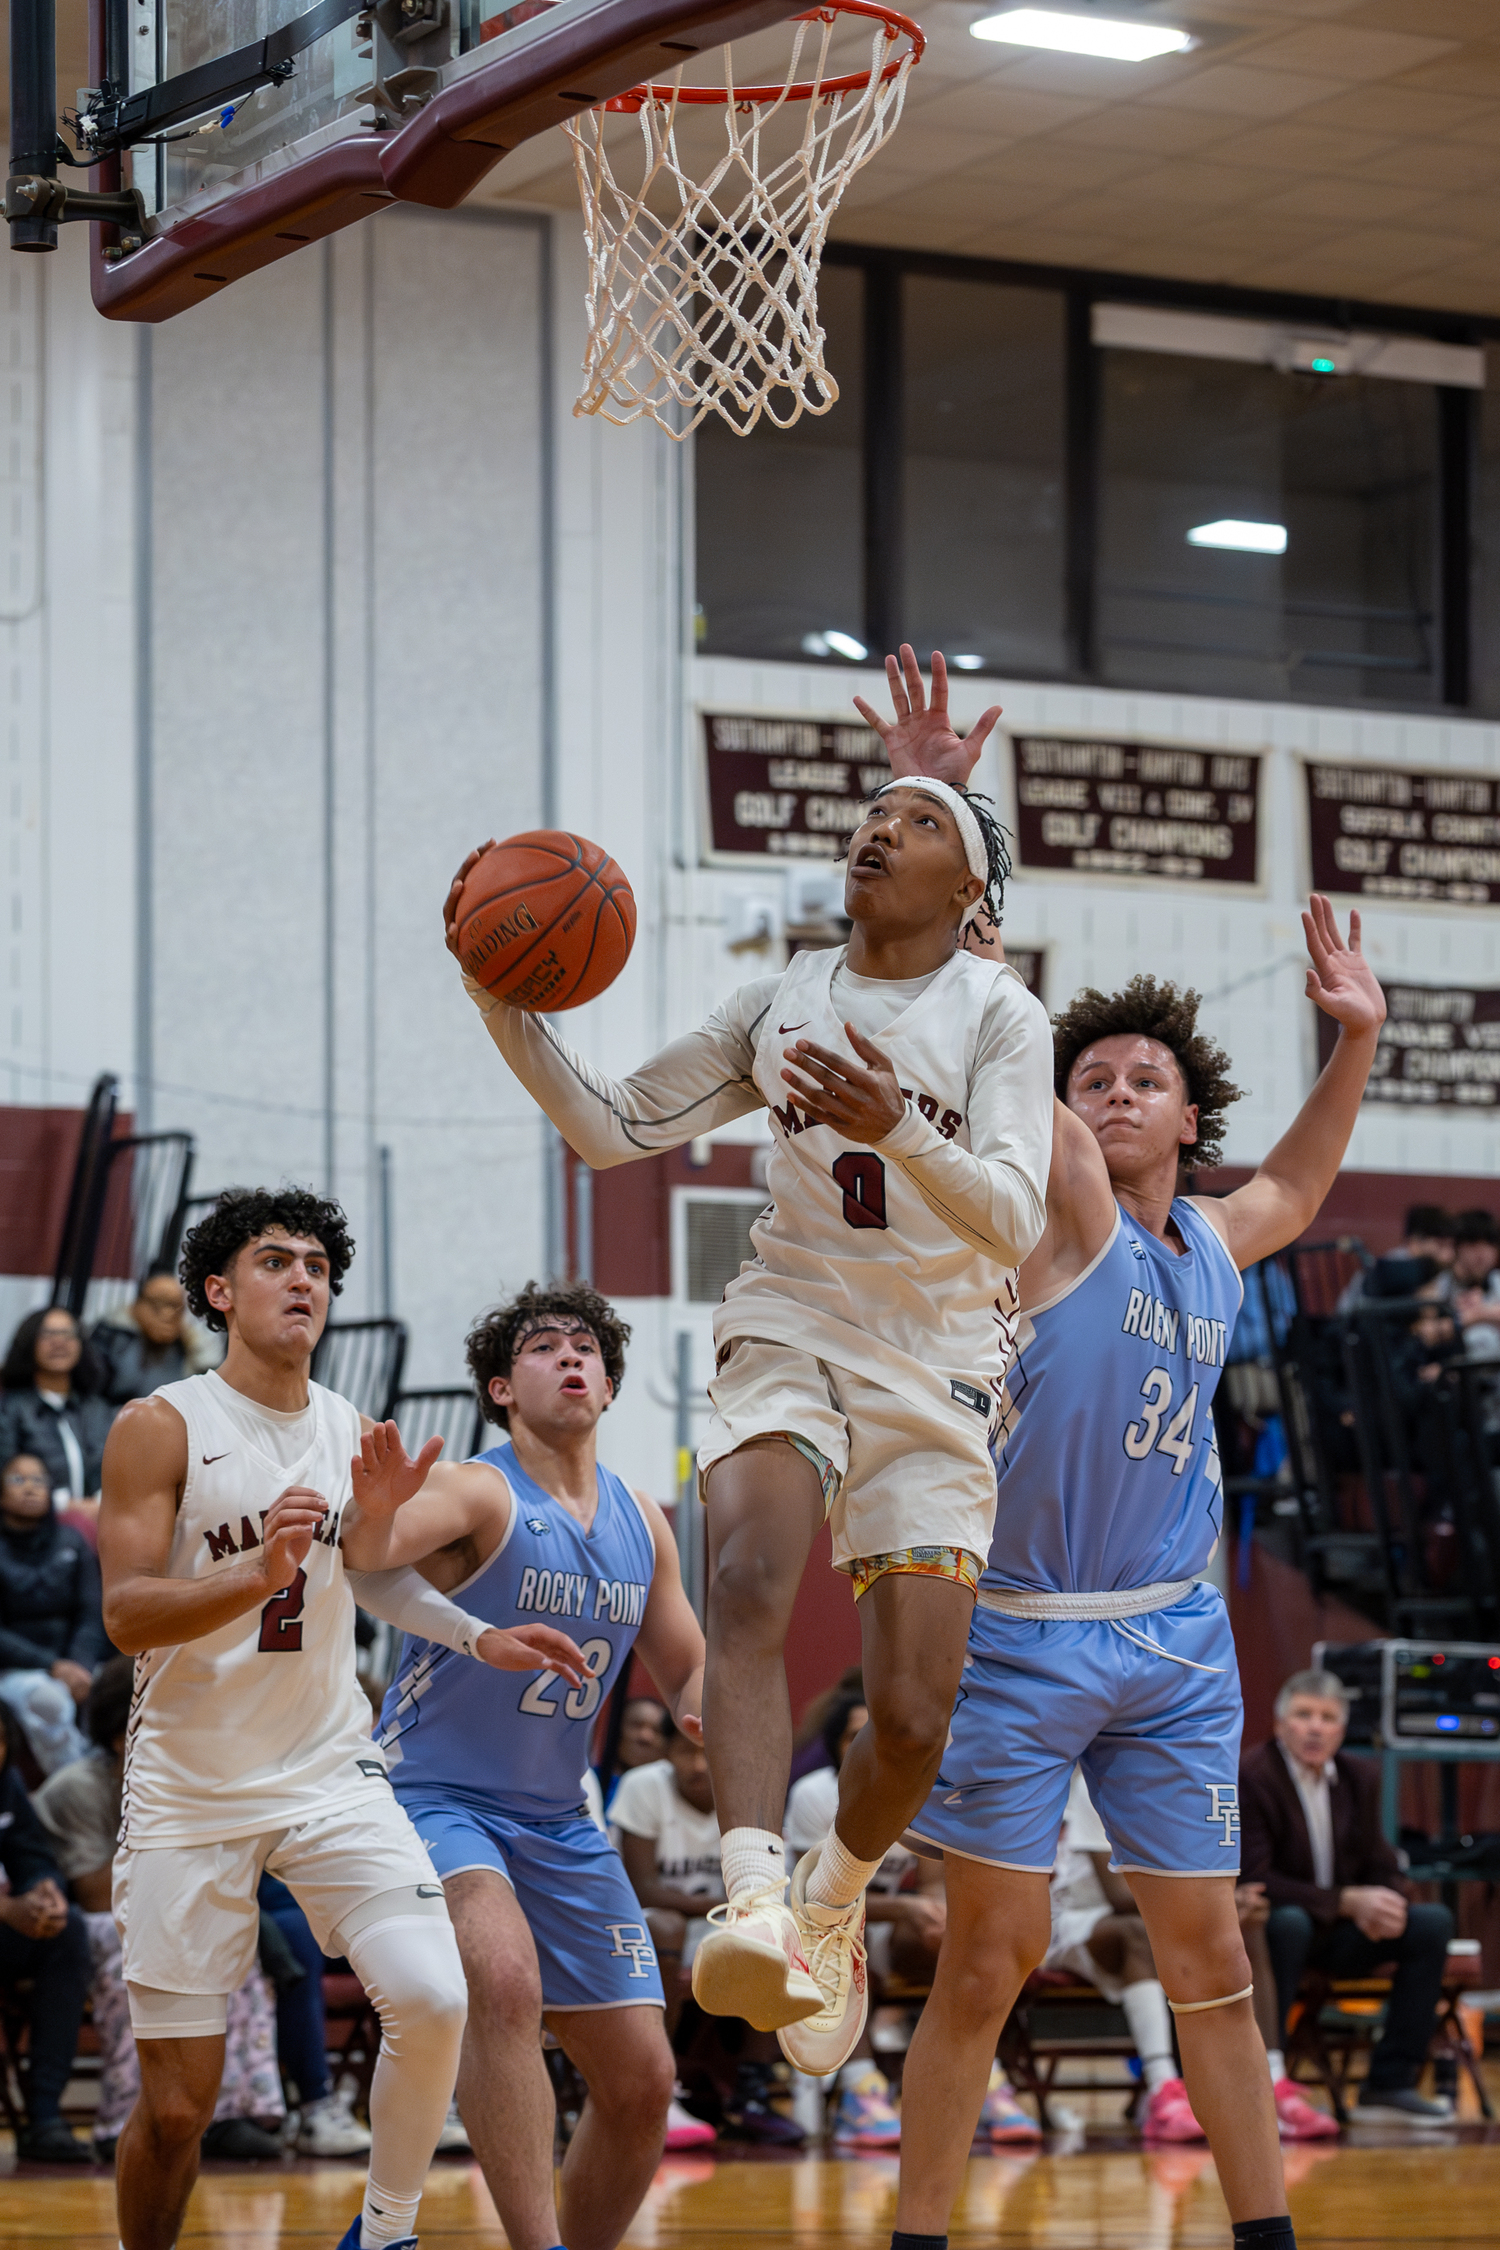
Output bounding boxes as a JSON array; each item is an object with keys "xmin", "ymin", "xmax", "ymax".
[{"xmin": 526, "ymin": 1517, "xmax": 551, "ymax": 1535}]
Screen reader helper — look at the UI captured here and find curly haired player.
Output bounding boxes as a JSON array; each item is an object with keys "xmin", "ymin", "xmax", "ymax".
[
  {"xmin": 875, "ymin": 669, "xmax": 1384, "ymax": 2250},
  {"xmin": 442, "ymin": 659, "xmax": 1054, "ymax": 2078},
  {"xmin": 99, "ymin": 1188, "xmax": 590, "ymax": 2250}
]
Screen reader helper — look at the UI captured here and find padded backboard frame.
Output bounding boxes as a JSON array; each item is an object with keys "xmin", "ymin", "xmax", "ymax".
[{"xmin": 88, "ymin": 0, "xmax": 797, "ymax": 321}]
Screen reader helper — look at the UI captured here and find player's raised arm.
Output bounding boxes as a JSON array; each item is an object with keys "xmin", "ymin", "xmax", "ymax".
[
  {"xmin": 443, "ymin": 842, "xmax": 768, "ymax": 1168},
  {"xmin": 1193, "ymin": 896, "xmax": 1385, "ymax": 1272},
  {"xmin": 100, "ymin": 1396, "xmax": 324, "ymax": 1655}
]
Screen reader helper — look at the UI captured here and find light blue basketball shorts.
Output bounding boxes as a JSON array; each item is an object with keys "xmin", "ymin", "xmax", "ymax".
[
  {"xmin": 396, "ymin": 1788, "xmax": 664, "ymax": 2010},
  {"xmin": 909, "ymin": 1581, "xmax": 1244, "ymax": 1877}
]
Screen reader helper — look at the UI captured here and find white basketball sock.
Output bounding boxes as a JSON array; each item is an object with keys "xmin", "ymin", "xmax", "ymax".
[
  {"xmin": 1121, "ymin": 1979, "xmax": 1177, "ymax": 2095},
  {"xmin": 336, "ymin": 1898, "xmax": 467, "ymax": 2247},
  {"xmin": 721, "ymin": 1826, "xmax": 787, "ymax": 1900},
  {"xmin": 1267, "ymin": 2047, "xmax": 1287, "ymax": 2085},
  {"xmin": 806, "ymin": 1828, "xmax": 882, "ymax": 1912},
  {"xmin": 360, "ymin": 2179, "xmax": 422, "ymax": 2247}
]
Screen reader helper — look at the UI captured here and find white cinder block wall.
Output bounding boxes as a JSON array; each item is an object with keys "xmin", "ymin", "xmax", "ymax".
[{"xmin": 5, "ymin": 208, "xmax": 1500, "ymax": 1494}]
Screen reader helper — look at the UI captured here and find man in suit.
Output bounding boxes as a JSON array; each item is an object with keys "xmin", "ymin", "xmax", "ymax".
[{"xmin": 1239, "ymin": 1668, "xmax": 1453, "ymax": 2124}]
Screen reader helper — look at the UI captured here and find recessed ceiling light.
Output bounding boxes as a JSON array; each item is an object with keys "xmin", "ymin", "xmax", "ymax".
[
  {"xmin": 951, "ymin": 654, "xmax": 985, "ymax": 670},
  {"xmin": 970, "ymin": 8, "xmax": 1192, "ymax": 62},
  {"xmin": 823, "ymin": 630, "xmax": 869, "ymax": 661},
  {"xmin": 1187, "ymin": 519, "xmax": 1287, "ymax": 555}
]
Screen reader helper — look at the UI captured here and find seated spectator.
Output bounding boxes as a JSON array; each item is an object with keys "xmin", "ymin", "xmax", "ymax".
[
  {"xmin": 0, "ymin": 1452, "xmax": 107, "ymax": 1773},
  {"xmin": 0, "ymin": 1702, "xmax": 92, "ymax": 2161},
  {"xmin": 1338, "ymin": 1207, "xmax": 1455, "ymax": 1312},
  {"xmin": 599, "ymin": 1694, "xmax": 669, "ymax": 1813},
  {"xmin": 32, "ymin": 1657, "xmax": 288, "ymax": 2162},
  {"xmin": 785, "ymin": 1687, "xmax": 1012, "ymax": 2148},
  {"xmin": 0, "ymin": 1308, "xmax": 115, "ymax": 1503},
  {"xmin": 613, "ymin": 1718, "xmax": 794, "ymax": 2148},
  {"xmin": 256, "ymin": 1872, "xmax": 372, "ymax": 2157},
  {"xmin": 1450, "ymin": 1210, "xmax": 1500, "ymax": 1362},
  {"xmin": 1240, "ymin": 1668, "xmax": 1454, "ymax": 2125},
  {"xmin": 89, "ymin": 1268, "xmax": 217, "ymax": 1406}
]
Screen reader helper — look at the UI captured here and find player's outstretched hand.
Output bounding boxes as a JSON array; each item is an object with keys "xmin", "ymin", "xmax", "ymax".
[
  {"xmin": 781, "ymin": 1023, "xmax": 907, "ymax": 1145},
  {"xmin": 257, "ymin": 1485, "xmax": 328, "ymax": 1592},
  {"xmin": 1302, "ymin": 894, "xmax": 1385, "ymax": 1040},
  {"xmin": 853, "ymin": 645, "xmax": 1001, "ymax": 790},
  {"xmin": 443, "ymin": 838, "xmax": 497, "ymax": 960},
  {"xmin": 475, "ymin": 1622, "xmax": 593, "ymax": 1691},
  {"xmin": 352, "ymin": 1421, "xmax": 444, "ymax": 1521}
]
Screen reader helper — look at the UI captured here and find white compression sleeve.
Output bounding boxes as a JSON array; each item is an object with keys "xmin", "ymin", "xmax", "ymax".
[
  {"xmin": 346, "ymin": 1565, "xmax": 490, "ymax": 1657},
  {"xmin": 336, "ymin": 1892, "xmax": 468, "ymax": 2217}
]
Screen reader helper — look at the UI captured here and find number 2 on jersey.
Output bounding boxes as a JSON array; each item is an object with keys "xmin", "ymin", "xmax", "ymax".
[
  {"xmin": 1122, "ymin": 1369, "xmax": 1199, "ymax": 1477},
  {"xmin": 518, "ymin": 1636, "xmax": 613, "ymax": 1723},
  {"xmin": 257, "ymin": 1569, "xmax": 307, "ymax": 1653}
]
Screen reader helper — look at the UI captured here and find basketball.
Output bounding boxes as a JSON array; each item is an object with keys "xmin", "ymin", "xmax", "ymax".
[{"xmin": 454, "ymin": 830, "xmax": 637, "ymax": 1012}]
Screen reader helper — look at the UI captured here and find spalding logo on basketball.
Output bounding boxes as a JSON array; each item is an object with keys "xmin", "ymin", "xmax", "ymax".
[{"xmin": 456, "ymin": 830, "xmax": 636, "ymax": 1012}]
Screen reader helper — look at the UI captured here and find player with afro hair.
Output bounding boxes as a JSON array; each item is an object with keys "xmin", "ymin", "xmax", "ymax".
[
  {"xmin": 179, "ymin": 1187, "xmax": 354, "ymax": 1333},
  {"xmin": 1050, "ymin": 974, "xmax": 1243, "ymax": 1176}
]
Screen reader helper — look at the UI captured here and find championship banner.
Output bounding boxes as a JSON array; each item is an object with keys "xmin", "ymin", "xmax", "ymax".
[
  {"xmin": 1010, "ymin": 737, "xmax": 1261, "ymax": 887},
  {"xmin": 1316, "ymin": 981, "xmax": 1500, "ymax": 1111},
  {"xmin": 702, "ymin": 713, "xmax": 886, "ymax": 861},
  {"xmin": 1305, "ymin": 761, "xmax": 1500, "ymax": 907}
]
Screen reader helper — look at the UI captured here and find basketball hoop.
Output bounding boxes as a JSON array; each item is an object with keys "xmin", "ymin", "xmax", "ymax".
[{"xmin": 565, "ymin": 1, "xmax": 923, "ymax": 438}]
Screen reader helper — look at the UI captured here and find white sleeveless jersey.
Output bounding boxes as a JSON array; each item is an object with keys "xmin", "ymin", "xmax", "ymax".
[
  {"xmin": 119, "ymin": 1374, "xmax": 381, "ymax": 1849},
  {"xmin": 720, "ymin": 945, "xmax": 1024, "ymax": 1394}
]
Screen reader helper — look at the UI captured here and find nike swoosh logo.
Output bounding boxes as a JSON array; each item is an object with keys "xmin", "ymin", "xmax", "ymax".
[
  {"xmin": 779, "ymin": 1021, "xmax": 809, "ymax": 1035},
  {"xmin": 202, "ymin": 1453, "xmax": 229, "ymax": 1465}
]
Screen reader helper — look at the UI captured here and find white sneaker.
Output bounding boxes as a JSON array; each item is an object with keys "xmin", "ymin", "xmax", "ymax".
[
  {"xmin": 435, "ymin": 2098, "xmax": 471, "ymax": 2153},
  {"xmin": 691, "ymin": 1881, "xmax": 823, "ymax": 2031},
  {"xmin": 775, "ymin": 1847, "xmax": 868, "ymax": 2075},
  {"xmin": 294, "ymin": 2089, "xmax": 372, "ymax": 2157}
]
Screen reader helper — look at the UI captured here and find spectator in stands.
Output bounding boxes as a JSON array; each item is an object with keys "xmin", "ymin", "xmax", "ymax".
[
  {"xmin": 1450, "ymin": 1210, "xmax": 1500, "ymax": 1362},
  {"xmin": 0, "ymin": 1701, "xmax": 92, "ymax": 2161},
  {"xmin": 0, "ymin": 1452, "xmax": 107, "ymax": 1773},
  {"xmin": 1240, "ymin": 1668, "xmax": 1454, "ymax": 2125},
  {"xmin": 0, "ymin": 1308, "xmax": 115, "ymax": 1500},
  {"xmin": 256, "ymin": 1873, "xmax": 373, "ymax": 2157},
  {"xmin": 613, "ymin": 1715, "xmax": 794, "ymax": 2147},
  {"xmin": 90, "ymin": 1268, "xmax": 217, "ymax": 1406},
  {"xmin": 784, "ymin": 1687, "xmax": 1019, "ymax": 2148},
  {"xmin": 1338, "ymin": 1206, "xmax": 1455, "ymax": 1311},
  {"xmin": 32, "ymin": 1657, "xmax": 289, "ymax": 2163},
  {"xmin": 599, "ymin": 1694, "xmax": 670, "ymax": 1813}
]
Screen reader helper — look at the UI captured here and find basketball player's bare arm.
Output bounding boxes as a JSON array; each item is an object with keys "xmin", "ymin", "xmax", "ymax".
[
  {"xmin": 444, "ymin": 846, "xmax": 768, "ymax": 1166},
  {"xmin": 99, "ymin": 1397, "xmax": 327, "ymax": 1654},
  {"xmin": 342, "ymin": 1425, "xmax": 486, "ymax": 1575},
  {"xmin": 632, "ymin": 1494, "xmax": 705, "ymax": 1740},
  {"xmin": 1013, "ymin": 1097, "xmax": 1120, "ymax": 1310},
  {"xmin": 1189, "ymin": 897, "xmax": 1385, "ymax": 1273}
]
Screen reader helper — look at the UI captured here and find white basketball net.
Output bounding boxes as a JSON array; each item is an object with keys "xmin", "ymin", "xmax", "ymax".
[{"xmin": 565, "ymin": 9, "xmax": 919, "ymax": 438}]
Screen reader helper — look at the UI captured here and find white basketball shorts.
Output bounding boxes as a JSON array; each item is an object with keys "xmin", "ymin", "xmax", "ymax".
[
  {"xmin": 114, "ymin": 1783, "xmax": 441, "ymax": 2007},
  {"xmin": 698, "ymin": 1336, "xmax": 999, "ymax": 1583}
]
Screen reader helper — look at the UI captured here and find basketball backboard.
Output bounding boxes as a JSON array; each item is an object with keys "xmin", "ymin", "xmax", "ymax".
[{"xmin": 81, "ymin": 0, "xmax": 799, "ymax": 320}]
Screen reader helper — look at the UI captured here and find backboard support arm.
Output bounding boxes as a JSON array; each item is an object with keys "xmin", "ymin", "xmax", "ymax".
[{"xmin": 7, "ymin": 0, "xmax": 146, "ymax": 247}]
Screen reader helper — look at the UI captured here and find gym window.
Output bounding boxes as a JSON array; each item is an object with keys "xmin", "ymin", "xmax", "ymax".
[{"xmin": 693, "ymin": 250, "xmax": 1498, "ymax": 716}]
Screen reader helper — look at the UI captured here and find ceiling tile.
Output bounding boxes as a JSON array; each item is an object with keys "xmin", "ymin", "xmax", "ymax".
[
  {"xmin": 1291, "ymin": 84, "xmax": 1496, "ymax": 132},
  {"xmin": 1046, "ymin": 107, "xmax": 1233, "ymax": 155},
  {"xmin": 1206, "ymin": 120, "xmax": 1400, "ymax": 170},
  {"xmin": 1354, "ymin": 140, "xmax": 1500, "ymax": 190},
  {"xmin": 897, "ymin": 84, "xmax": 1104, "ymax": 136},
  {"xmin": 1139, "ymin": 65, "xmax": 1351, "ymax": 118},
  {"xmin": 1392, "ymin": 54, "xmax": 1500, "ymax": 99},
  {"xmin": 1249, "ymin": 176, "xmax": 1444, "ymax": 223},
  {"xmin": 1345, "ymin": 0, "xmax": 1497, "ymax": 31},
  {"xmin": 1101, "ymin": 159, "xmax": 1295, "ymax": 211}
]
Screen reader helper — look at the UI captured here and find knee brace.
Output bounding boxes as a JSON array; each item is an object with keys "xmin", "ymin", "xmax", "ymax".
[{"xmin": 333, "ymin": 1885, "xmax": 468, "ymax": 2060}]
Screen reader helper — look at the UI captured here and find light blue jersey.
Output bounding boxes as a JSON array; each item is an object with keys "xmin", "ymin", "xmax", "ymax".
[
  {"xmin": 379, "ymin": 1441, "xmax": 656, "ymax": 1820},
  {"xmin": 984, "ymin": 1197, "xmax": 1243, "ymax": 1596}
]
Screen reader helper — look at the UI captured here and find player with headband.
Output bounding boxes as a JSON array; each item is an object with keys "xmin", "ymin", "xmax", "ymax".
[
  {"xmin": 873, "ymin": 658, "xmax": 1385, "ymax": 2250},
  {"xmin": 443, "ymin": 659, "xmax": 1053, "ymax": 2075}
]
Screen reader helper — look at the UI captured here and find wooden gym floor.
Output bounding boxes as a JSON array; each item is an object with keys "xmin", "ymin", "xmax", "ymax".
[{"xmin": 4, "ymin": 2127, "xmax": 1500, "ymax": 2248}]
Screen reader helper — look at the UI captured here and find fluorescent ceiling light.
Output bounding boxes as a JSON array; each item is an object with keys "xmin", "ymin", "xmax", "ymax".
[
  {"xmin": 823, "ymin": 630, "xmax": 868, "ymax": 661},
  {"xmin": 971, "ymin": 9, "xmax": 1192, "ymax": 62},
  {"xmin": 1187, "ymin": 519, "xmax": 1287, "ymax": 555},
  {"xmin": 951, "ymin": 654, "xmax": 985, "ymax": 670}
]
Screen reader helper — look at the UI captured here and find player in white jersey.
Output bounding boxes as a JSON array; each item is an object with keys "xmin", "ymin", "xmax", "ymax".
[
  {"xmin": 99, "ymin": 1188, "xmax": 591, "ymax": 2250},
  {"xmin": 870, "ymin": 665, "xmax": 1385, "ymax": 2250},
  {"xmin": 444, "ymin": 701, "xmax": 1053, "ymax": 2073}
]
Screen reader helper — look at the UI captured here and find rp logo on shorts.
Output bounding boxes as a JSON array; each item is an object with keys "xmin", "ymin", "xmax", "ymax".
[
  {"xmin": 1204, "ymin": 1784, "xmax": 1239, "ymax": 1847},
  {"xmin": 605, "ymin": 1921, "xmax": 657, "ymax": 1979}
]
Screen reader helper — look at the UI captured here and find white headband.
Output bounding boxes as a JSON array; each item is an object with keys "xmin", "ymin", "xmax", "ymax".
[{"xmin": 868, "ymin": 778, "xmax": 989, "ymax": 926}]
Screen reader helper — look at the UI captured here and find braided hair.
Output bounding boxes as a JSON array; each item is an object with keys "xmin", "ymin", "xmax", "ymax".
[{"xmin": 955, "ymin": 787, "xmax": 1014, "ymax": 942}]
